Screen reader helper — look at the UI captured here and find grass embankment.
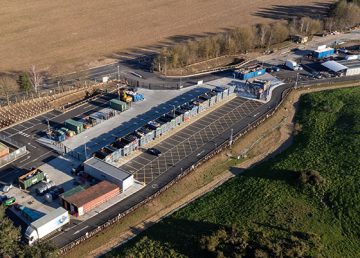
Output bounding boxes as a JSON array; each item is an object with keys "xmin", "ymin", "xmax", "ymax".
[{"xmin": 107, "ymin": 87, "xmax": 360, "ymax": 257}]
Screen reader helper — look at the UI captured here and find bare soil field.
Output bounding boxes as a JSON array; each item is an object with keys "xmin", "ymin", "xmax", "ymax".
[{"xmin": 1, "ymin": 0, "xmax": 332, "ymax": 74}]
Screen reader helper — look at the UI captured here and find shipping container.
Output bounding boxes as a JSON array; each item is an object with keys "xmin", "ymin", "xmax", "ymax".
[
  {"xmin": 234, "ymin": 67, "xmax": 266, "ymax": 80},
  {"xmin": 64, "ymin": 119, "xmax": 84, "ymax": 134},
  {"xmin": 109, "ymin": 99, "xmax": 128, "ymax": 112},
  {"xmin": 313, "ymin": 48, "xmax": 335, "ymax": 59},
  {"xmin": 19, "ymin": 169, "xmax": 45, "ymax": 190},
  {"xmin": 54, "ymin": 130, "xmax": 66, "ymax": 142}
]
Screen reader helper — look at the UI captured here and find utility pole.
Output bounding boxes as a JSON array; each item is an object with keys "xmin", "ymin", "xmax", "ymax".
[
  {"xmin": 164, "ymin": 56, "xmax": 167, "ymax": 76},
  {"xmin": 46, "ymin": 118, "xmax": 50, "ymax": 133},
  {"xmin": 117, "ymin": 65, "xmax": 120, "ymax": 81},
  {"xmin": 229, "ymin": 128, "xmax": 234, "ymax": 146}
]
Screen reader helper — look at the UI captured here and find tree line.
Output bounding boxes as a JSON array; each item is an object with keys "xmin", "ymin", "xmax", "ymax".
[
  {"xmin": 0, "ymin": 65, "xmax": 43, "ymax": 105},
  {"xmin": 0, "ymin": 206, "xmax": 57, "ymax": 258},
  {"xmin": 152, "ymin": 0, "xmax": 360, "ymax": 72}
]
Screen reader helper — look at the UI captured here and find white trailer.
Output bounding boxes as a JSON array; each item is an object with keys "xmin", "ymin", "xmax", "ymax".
[
  {"xmin": 25, "ymin": 207, "xmax": 70, "ymax": 245},
  {"xmin": 285, "ymin": 60, "xmax": 301, "ymax": 71}
]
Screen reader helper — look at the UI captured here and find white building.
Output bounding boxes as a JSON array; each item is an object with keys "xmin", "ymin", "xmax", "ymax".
[
  {"xmin": 84, "ymin": 157, "xmax": 134, "ymax": 191},
  {"xmin": 322, "ymin": 60, "xmax": 360, "ymax": 76}
]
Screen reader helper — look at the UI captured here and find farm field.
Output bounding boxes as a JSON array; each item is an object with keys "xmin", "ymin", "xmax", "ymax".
[
  {"xmin": 107, "ymin": 87, "xmax": 360, "ymax": 257},
  {"xmin": 1, "ymin": 0, "xmax": 332, "ymax": 74}
]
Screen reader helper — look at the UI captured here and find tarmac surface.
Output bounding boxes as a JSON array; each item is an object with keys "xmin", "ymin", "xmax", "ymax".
[{"xmin": 120, "ymin": 97, "xmax": 263, "ymax": 184}]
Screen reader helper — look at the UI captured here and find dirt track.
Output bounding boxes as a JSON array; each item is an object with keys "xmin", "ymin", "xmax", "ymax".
[{"xmin": 1, "ymin": 0, "xmax": 332, "ymax": 73}]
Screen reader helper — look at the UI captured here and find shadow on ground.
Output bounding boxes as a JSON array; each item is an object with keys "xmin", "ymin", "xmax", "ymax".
[{"xmin": 254, "ymin": 2, "xmax": 332, "ymax": 20}]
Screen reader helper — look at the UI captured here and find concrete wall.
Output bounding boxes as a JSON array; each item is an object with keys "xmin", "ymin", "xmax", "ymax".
[{"xmin": 122, "ymin": 175, "xmax": 134, "ymax": 191}]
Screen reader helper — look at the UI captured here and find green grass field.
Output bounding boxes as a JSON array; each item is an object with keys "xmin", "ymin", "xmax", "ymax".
[{"xmin": 106, "ymin": 87, "xmax": 360, "ymax": 258}]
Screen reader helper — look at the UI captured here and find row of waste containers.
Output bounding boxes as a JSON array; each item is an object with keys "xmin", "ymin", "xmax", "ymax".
[
  {"xmin": 53, "ymin": 109, "xmax": 118, "ymax": 142},
  {"xmin": 93, "ymin": 86, "xmax": 235, "ymax": 163}
]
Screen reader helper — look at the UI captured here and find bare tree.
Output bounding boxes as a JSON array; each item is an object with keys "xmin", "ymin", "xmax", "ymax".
[
  {"xmin": 257, "ymin": 24, "xmax": 270, "ymax": 48},
  {"xmin": 324, "ymin": 17, "xmax": 336, "ymax": 33},
  {"xmin": 0, "ymin": 76, "xmax": 19, "ymax": 105},
  {"xmin": 29, "ymin": 65, "xmax": 43, "ymax": 93}
]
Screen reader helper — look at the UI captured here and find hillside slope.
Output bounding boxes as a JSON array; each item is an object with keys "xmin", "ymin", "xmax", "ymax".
[{"xmin": 107, "ymin": 87, "xmax": 360, "ymax": 257}]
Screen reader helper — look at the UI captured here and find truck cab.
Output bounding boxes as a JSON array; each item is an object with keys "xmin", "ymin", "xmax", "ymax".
[{"xmin": 25, "ymin": 226, "xmax": 38, "ymax": 245}]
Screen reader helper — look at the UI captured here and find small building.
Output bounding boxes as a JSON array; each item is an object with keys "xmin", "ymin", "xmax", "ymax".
[
  {"xmin": 322, "ymin": 60, "xmax": 360, "ymax": 76},
  {"xmin": 0, "ymin": 142, "xmax": 9, "ymax": 158},
  {"xmin": 313, "ymin": 45, "xmax": 335, "ymax": 59},
  {"xmin": 84, "ymin": 157, "xmax": 134, "ymax": 191},
  {"xmin": 60, "ymin": 181, "xmax": 120, "ymax": 217}
]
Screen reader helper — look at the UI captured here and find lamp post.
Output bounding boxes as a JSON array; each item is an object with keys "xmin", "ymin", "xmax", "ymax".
[{"xmin": 84, "ymin": 136, "xmax": 88, "ymax": 160}]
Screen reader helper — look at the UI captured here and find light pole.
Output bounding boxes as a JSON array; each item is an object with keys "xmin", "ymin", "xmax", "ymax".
[
  {"xmin": 117, "ymin": 65, "xmax": 120, "ymax": 81},
  {"xmin": 84, "ymin": 136, "xmax": 88, "ymax": 160}
]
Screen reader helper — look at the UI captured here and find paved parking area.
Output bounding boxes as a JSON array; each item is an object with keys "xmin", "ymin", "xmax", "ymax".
[
  {"xmin": 119, "ymin": 97, "xmax": 262, "ymax": 184},
  {"xmin": 63, "ymin": 86, "xmax": 212, "ymax": 155}
]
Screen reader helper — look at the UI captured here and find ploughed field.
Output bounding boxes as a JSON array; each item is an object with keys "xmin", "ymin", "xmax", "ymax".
[
  {"xmin": 1, "ymin": 0, "xmax": 332, "ymax": 73},
  {"xmin": 106, "ymin": 87, "xmax": 360, "ymax": 257}
]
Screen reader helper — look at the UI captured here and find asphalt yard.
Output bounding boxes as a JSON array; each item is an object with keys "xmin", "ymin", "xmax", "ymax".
[{"xmin": 119, "ymin": 97, "xmax": 263, "ymax": 184}]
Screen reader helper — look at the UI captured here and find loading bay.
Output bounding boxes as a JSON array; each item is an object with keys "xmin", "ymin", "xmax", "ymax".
[{"xmin": 120, "ymin": 97, "xmax": 263, "ymax": 184}]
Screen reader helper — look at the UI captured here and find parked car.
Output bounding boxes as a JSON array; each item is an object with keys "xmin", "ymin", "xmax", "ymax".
[
  {"xmin": 147, "ymin": 148, "xmax": 162, "ymax": 157},
  {"xmin": 3, "ymin": 197, "xmax": 16, "ymax": 206}
]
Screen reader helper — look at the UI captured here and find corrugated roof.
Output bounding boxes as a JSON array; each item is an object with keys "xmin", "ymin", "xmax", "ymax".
[
  {"xmin": 61, "ymin": 185, "xmax": 86, "ymax": 198},
  {"xmin": 63, "ymin": 181, "xmax": 119, "ymax": 207},
  {"xmin": 84, "ymin": 157, "xmax": 132, "ymax": 181},
  {"xmin": 338, "ymin": 59, "xmax": 360, "ymax": 69},
  {"xmin": 322, "ymin": 61, "xmax": 347, "ymax": 72}
]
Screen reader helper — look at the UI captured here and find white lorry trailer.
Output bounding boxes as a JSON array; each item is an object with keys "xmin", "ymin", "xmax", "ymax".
[
  {"xmin": 285, "ymin": 60, "xmax": 302, "ymax": 71},
  {"xmin": 25, "ymin": 207, "xmax": 70, "ymax": 245}
]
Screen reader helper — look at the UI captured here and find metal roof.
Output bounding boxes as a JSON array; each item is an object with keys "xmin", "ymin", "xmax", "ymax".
[
  {"xmin": 62, "ymin": 181, "xmax": 119, "ymax": 207},
  {"xmin": 31, "ymin": 207, "xmax": 68, "ymax": 229},
  {"xmin": 322, "ymin": 61, "xmax": 348, "ymax": 72},
  {"xmin": 338, "ymin": 59, "xmax": 360, "ymax": 69},
  {"xmin": 61, "ymin": 185, "xmax": 86, "ymax": 198},
  {"xmin": 84, "ymin": 157, "xmax": 132, "ymax": 181}
]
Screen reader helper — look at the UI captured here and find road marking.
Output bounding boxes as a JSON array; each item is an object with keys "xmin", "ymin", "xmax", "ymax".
[
  {"xmin": 73, "ymin": 225, "xmax": 89, "ymax": 235},
  {"xmin": 27, "ymin": 143, "xmax": 37, "ymax": 149}
]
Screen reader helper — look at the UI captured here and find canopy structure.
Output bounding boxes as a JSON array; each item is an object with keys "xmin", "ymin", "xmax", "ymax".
[{"xmin": 322, "ymin": 61, "xmax": 347, "ymax": 72}]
